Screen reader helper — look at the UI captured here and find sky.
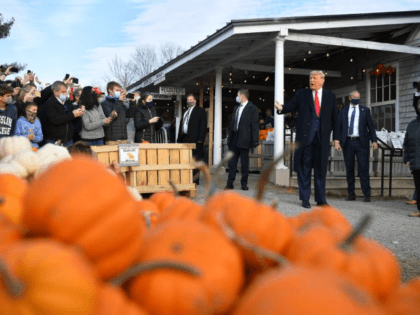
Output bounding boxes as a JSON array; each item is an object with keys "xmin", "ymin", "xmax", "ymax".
[{"xmin": 1, "ymin": 0, "xmax": 419, "ymax": 90}]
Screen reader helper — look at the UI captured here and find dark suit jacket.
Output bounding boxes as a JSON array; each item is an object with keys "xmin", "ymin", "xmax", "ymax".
[
  {"xmin": 177, "ymin": 105, "xmax": 207, "ymax": 144},
  {"xmin": 228, "ymin": 101, "xmax": 259, "ymax": 150},
  {"xmin": 339, "ymin": 105, "xmax": 377, "ymax": 149},
  {"xmin": 277, "ymin": 88, "xmax": 339, "ymax": 174}
]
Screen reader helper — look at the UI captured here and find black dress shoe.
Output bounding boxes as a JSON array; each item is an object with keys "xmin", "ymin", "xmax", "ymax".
[
  {"xmin": 241, "ymin": 185, "xmax": 249, "ymax": 191},
  {"xmin": 364, "ymin": 196, "xmax": 371, "ymax": 202},
  {"xmin": 316, "ymin": 202, "xmax": 329, "ymax": 207},
  {"xmin": 224, "ymin": 184, "xmax": 234, "ymax": 190},
  {"xmin": 302, "ymin": 200, "xmax": 311, "ymax": 208},
  {"xmin": 345, "ymin": 195, "xmax": 356, "ymax": 201}
]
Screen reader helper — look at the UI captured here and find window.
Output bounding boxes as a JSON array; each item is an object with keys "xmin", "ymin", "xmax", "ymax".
[{"xmin": 367, "ymin": 63, "xmax": 398, "ymax": 131}]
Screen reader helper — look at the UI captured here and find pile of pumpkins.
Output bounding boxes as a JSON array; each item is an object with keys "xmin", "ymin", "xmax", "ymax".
[
  {"xmin": 259, "ymin": 128, "xmax": 274, "ymax": 141},
  {"xmin": 0, "ymin": 141, "xmax": 419, "ymax": 314}
]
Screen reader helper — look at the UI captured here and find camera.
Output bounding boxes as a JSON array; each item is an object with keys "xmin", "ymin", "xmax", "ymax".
[{"xmin": 72, "ymin": 78, "xmax": 79, "ymax": 84}]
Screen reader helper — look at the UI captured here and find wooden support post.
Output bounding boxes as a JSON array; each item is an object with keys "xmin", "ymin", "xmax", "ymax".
[
  {"xmin": 209, "ymin": 73, "xmax": 214, "ymax": 166},
  {"xmin": 199, "ymin": 77, "xmax": 204, "ymax": 108}
]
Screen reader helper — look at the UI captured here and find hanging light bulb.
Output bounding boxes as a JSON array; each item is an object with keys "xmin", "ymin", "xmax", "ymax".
[
  {"xmin": 229, "ymin": 90, "xmax": 231, "ymax": 93},
  {"xmin": 288, "ymin": 68, "xmax": 291, "ymax": 70},
  {"xmin": 265, "ymin": 76, "xmax": 270, "ymax": 81},
  {"xmin": 350, "ymin": 76, "xmax": 354, "ymax": 80},
  {"xmin": 244, "ymin": 80, "xmax": 247, "ymax": 83},
  {"xmin": 253, "ymin": 75, "xmax": 255, "ymax": 79},
  {"xmin": 230, "ymin": 72, "xmax": 232, "ymax": 76},
  {"xmin": 308, "ymin": 50, "xmax": 312, "ymax": 54},
  {"xmin": 303, "ymin": 58, "xmax": 306, "ymax": 61},
  {"xmin": 326, "ymin": 53, "xmax": 330, "ymax": 57},
  {"xmin": 350, "ymin": 58, "xmax": 353, "ymax": 62}
]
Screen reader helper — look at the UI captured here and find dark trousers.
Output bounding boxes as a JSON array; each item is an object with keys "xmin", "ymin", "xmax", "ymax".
[
  {"xmin": 412, "ymin": 170, "xmax": 420, "ymax": 211},
  {"xmin": 227, "ymin": 132, "xmax": 250, "ymax": 186},
  {"xmin": 343, "ymin": 138, "xmax": 371, "ymax": 197},
  {"xmin": 297, "ymin": 134, "xmax": 326, "ymax": 203}
]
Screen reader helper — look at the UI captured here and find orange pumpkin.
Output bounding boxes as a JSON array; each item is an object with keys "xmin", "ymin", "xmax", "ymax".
[
  {"xmin": 126, "ymin": 221, "xmax": 244, "ymax": 315},
  {"xmin": 149, "ymin": 191, "xmax": 177, "ymax": 213},
  {"xmin": 158, "ymin": 197, "xmax": 202, "ymax": 224},
  {"xmin": 384, "ymin": 278, "xmax": 420, "ymax": 314},
  {"xmin": 0, "ymin": 213, "xmax": 22, "ymax": 250},
  {"xmin": 233, "ymin": 265, "xmax": 384, "ymax": 315},
  {"xmin": 22, "ymin": 156, "xmax": 144, "ymax": 280},
  {"xmin": 0, "ymin": 240, "xmax": 98, "ymax": 315},
  {"xmin": 136, "ymin": 200, "xmax": 160, "ymax": 229},
  {"xmin": 0, "ymin": 174, "xmax": 27, "ymax": 224},
  {"xmin": 202, "ymin": 191, "xmax": 293, "ymax": 268},
  {"xmin": 311, "ymin": 236, "xmax": 401, "ymax": 302},
  {"xmin": 94, "ymin": 284, "xmax": 149, "ymax": 315}
]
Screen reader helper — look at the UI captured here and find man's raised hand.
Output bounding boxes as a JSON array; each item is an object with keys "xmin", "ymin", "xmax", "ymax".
[{"xmin": 275, "ymin": 100, "xmax": 283, "ymax": 112}]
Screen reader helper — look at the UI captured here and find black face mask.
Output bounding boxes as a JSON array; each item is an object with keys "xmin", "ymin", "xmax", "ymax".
[{"xmin": 259, "ymin": 123, "xmax": 266, "ymax": 129}]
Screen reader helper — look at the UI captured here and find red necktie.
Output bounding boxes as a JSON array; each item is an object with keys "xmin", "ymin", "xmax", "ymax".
[{"xmin": 314, "ymin": 91, "xmax": 320, "ymax": 117}]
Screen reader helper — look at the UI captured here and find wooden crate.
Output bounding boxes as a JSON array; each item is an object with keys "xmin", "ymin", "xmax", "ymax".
[{"xmin": 91, "ymin": 144, "xmax": 196, "ymax": 197}]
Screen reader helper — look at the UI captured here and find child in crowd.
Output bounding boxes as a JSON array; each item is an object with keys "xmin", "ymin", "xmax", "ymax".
[
  {"xmin": 14, "ymin": 102, "xmax": 43, "ymax": 147},
  {"xmin": 0, "ymin": 85, "xmax": 18, "ymax": 138}
]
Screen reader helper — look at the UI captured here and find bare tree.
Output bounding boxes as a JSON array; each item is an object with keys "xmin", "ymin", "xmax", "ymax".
[
  {"xmin": 131, "ymin": 45, "xmax": 159, "ymax": 80},
  {"xmin": 0, "ymin": 14, "xmax": 14, "ymax": 39},
  {"xmin": 103, "ymin": 55, "xmax": 136, "ymax": 88},
  {"xmin": 160, "ymin": 42, "xmax": 184, "ymax": 64}
]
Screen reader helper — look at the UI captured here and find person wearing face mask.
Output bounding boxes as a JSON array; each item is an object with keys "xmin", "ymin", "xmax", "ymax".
[
  {"xmin": 71, "ymin": 88, "xmax": 83, "ymax": 143},
  {"xmin": 403, "ymin": 86, "xmax": 420, "ymax": 217},
  {"xmin": 0, "ymin": 85, "xmax": 18, "ymax": 139},
  {"xmin": 134, "ymin": 92, "xmax": 162, "ymax": 143},
  {"xmin": 14, "ymin": 102, "xmax": 43, "ymax": 148},
  {"xmin": 225, "ymin": 89, "xmax": 259, "ymax": 191},
  {"xmin": 339, "ymin": 91, "xmax": 378, "ymax": 202},
  {"xmin": 42, "ymin": 81, "xmax": 84, "ymax": 147},
  {"xmin": 177, "ymin": 94, "xmax": 207, "ymax": 185},
  {"xmin": 101, "ymin": 81, "xmax": 136, "ymax": 145}
]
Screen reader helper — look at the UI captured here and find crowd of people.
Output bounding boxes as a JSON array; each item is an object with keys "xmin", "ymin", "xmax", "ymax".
[
  {"xmin": 0, "ymin": 66, "xmax": 165, "ymax": 149},
  {"xmin": 1, "ymin": 66, "xmax": 419, "ymax": 217}
]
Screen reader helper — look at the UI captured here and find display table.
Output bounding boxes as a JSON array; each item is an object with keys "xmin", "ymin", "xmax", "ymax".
[{"xmin": 91, "ymin": 143, "xmax": 196, "ymax": 196}]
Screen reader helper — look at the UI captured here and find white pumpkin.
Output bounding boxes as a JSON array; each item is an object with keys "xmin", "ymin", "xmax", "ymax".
[
  {"xmin": 0, "ymin": 160, "xmax": 28, "ymax": 178},
  {"xmin": 0, "ymin": 150, "xmax": 41, "ymax": 175},
  {"xmin": 0, "ymin": 136, "xmax": 32, "ymax": 159},
  {"xmin": 35, "ymin": 144, "xmax": 71, "ymax": 176}
]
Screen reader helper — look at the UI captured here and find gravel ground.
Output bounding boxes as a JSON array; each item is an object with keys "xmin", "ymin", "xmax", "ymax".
[{"xmin": 191, "ymin": 173, "xmax": 420, "ymax": 282}]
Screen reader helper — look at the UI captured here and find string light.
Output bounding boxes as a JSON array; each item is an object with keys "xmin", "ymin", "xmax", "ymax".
[
  {"xmin": 326, "ymin": 53, "xmax": 330, "ymax": 57},
  {"xmin": 350, "ymin": 58, "xmax": 353, "ymax": 62},
  {"xmin": 350, "ymin": 76, "xmax": 354, "ymax": 80},
  {"xmin": 253, "ymin": 75, "xmax": 255, "ymax": 79},
  {"xmin": 244, "ymin": 80, "xmax": 247, "ymax": 83},
  {"xmin": 303, "ymin": 58, "xmax": 306, "ymax": 61},
  {"xmin": 229, "ymin": 90, "xmax": 231, "ymax": 93},
  {"xmin": 308, "ymin": 50, "xmax": 312, "ymax": 54},
  {"xmin": 265, "ymin": 76, "xmax": 270, "ymax": 81},
  {"xmin": 288, "ymin": 68, "xmax": 291, "ymax": 70},
  {"xmin": 362, "ymin": 69, "xmax": 366, "ymax": 73}
]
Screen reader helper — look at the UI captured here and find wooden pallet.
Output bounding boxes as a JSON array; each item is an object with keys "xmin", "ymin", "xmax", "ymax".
[{"xmin": 92, "ymin": 144, "xmax": 197, "ymax": 196}]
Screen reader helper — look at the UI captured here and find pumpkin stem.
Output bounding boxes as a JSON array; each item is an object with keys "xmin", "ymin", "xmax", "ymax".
[
  {"xmin": 193, "ymin": 161, "xmax": 211, "ymax": 196},
  {"xmin": 0, "ymin": 198, "xmax": 4, "ymax": 205},
  {"xmin": 142, "ymin": 211, "xmax": 152, "ymax": 229},
  {"xmin": 168, "ymin": 179, "xmax": 180, "ymax": 197},
  {"xmin": 256, "ymin": 143, "xmax": 298, "ymax": 202},
  {"xmin": 0, "ymin": 259, "xmax": 26, "ymax": 298},
  {"xmin": 207, "ymin": 151, "xmax": 235, "ymax": 200},
  {"xmin": 217, "ymin": 212, "xmax": 288, "ymax": 267},
  {"xmin": 270, "ymin": 198, "xmax": 278, "ymax": 209},
  {"xmin": 340, "ymin": 214, "xmax": 372, "ymax": 251},
  {"xmin": 109, "ymin": 261, "xmax": 202, "ymax": 286}
]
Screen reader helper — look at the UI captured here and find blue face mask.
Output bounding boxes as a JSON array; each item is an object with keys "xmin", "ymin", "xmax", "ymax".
[
  {"xmin": 236, "ymin": 96, "xmax": 241, "ymax": 104},
  {"xmin": 146, "ymin": 101, "xmax": 153, "ymax": 108},
  {"xmin": 114, "ymin": 91, "xmax": 121, "ymax": 99},
  {"xmin": 59, "ymin": 94, "xmax": 67, "ymax": 102},
  {"xmin": 351, "ymin": 98, "xmax": 360, "ymax": 105}
]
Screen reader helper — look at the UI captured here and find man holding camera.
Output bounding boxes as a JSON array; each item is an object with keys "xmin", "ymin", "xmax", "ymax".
[
  {"xmin": 101, "ymin": 81, "xmax": 136, "ymax": 145},
  {"xmin": 43, "ymin": 81, "xmax": 84, "ymax": 147}
]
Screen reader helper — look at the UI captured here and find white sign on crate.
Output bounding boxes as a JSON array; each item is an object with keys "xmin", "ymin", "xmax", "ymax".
[
  {"xmin": 159, "ymin": 86, "xmax": 185, "ymax": 95},
  {"xmin": 118, "ymin": 144, "xmax": 140, "ymax": 167}
]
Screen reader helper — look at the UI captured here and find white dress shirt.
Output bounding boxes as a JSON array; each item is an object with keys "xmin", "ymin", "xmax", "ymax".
[
  {"xmin": 348, "ymin": 104, "xmax": 360, "ymax": 137},
  {"xmin": 183, "ymin": 105, "xmax": 195, "ymax": 134},
  {"xmin": 236, "ymin": 101, "xmax": 248, "ymax": 130},
  {"xmin": 312, "ymin": 88, "xmax": 323, "ymax": 108}
]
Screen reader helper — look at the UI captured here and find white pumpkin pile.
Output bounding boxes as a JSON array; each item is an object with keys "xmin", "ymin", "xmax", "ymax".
[{"xmin": 0, "ymin": 136, "xmax": 71, "ymax": 178}]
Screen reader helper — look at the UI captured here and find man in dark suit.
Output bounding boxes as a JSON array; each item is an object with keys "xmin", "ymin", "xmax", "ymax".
[
  {"xmin": 339, "ymin": 91, "xmax": 378, "ymax": 202},
  {"xmin": 225, "ymin": 89, "xmax": 259, "ymax": 190},
  {"xmin": 177, "ymin": 94, "xmax": 207, "ymax": 184},
  {"xmin": 275, "ymin": 71, "xmax": 341, "ymax": 208}
]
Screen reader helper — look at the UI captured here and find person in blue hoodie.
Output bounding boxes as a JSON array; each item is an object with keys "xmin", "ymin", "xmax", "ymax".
[
  {"xmin": 0, "ymin": 85, "xmax": 18, "ymax": 139},
  {"xmin": 14, "ymin": 102, "xmax": 43, "ymax": 148}
]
